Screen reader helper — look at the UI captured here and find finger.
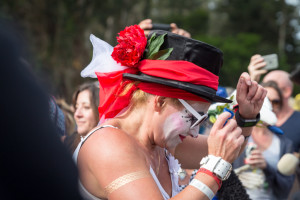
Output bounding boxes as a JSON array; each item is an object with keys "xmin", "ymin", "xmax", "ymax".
[
  {"xmin": 210, "ymin": 112, "xmax": 231, "ymax": 134},
  {"xmin": 140, "ymin": 24, "xmax": 152, "ymax": 31},
  {"xmin": 248, "ymin": 154, "xmax": 264, "ymax": 162},
  {"xmin": 249, "ymin": 153, "xmax": 263, "ymax": 159},
  {"xmin": 172, "ymin": 29, "xmax": 179, "ymax": 34},
  {"xmin": 247, "ymin": 159, "xmax": 260, "ymax": 165},
  {"xmin": 138, "ymin": 19, "xmax": 152, "ymax": 30},
  {"xmin": 250, "ymin": 54, "xmax": 262, "ymax": 62},
  {"xmin": 247, "ymin": 81, "xmax": 258, "ymax": 101},
  {"xmin": 236, "ymin": 73, "xmax": 250, "ymax": 101},
  {"xmin": 252, "ymin": 61, "xmax": 267, "ymax": 70},
  {"xmin": 225, "ymin": 126, "xmax": 243, "ymax": 142},
  {"xmin": 254, "ymin": 69, "xmax": 268, "ymax": 76},
  {"xmin": 177, "ymin": 29, "xmax": 187, "ymax": 36},
  {"xmin": 242, "ymin": 72, "xmax": 252, "ymax": 86},
  {"xmin": 170, "ymin": 23, "xmax": 178, "ymax": 30},
  {"xmin": 250, "ymin": 85, "xmax": 265, "ymax": 103},
  {"xmin": 143, "ymin": 30, "xmax": 151, "ymax": 37},
  {"xmin": 237, "ymin": 134, "xmax": 245, "ymax": 146},
  {"xmin": 177, "ymin": 29, "xmax": 184, "ymax": 36},
  {"xmin": 184, "ymin": 31, "xmax": 191, "ymax": 38},
  {"xmin": 222, "ymin": 119, "xmax": 238, "ymax": 133},
  {"xmin": 261, "ymin": 88, "xmax": 268, "ymax": 100},
  {"xmin": 250, "ymin": 149, "xmax": 262, "ymax": 155},
  {"xmin": 142, "ymin": 19, "xmax": 152, "ymax": 24}
]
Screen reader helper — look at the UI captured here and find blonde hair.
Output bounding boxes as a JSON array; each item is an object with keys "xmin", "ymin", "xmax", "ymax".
[{"xmin": 120, "ymin": 81, "xmax": 181, "ymax": 108}]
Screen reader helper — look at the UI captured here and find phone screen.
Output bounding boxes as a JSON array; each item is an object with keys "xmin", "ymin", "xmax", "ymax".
[{"xmin": 262, "ymin": 54, "xmax": 278, "ymax": 70}]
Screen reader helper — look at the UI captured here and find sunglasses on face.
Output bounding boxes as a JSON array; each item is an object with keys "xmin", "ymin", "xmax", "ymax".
[
  {"xmin": 178, "ymin": 99, "xmax": 208, "ymax": 129},
  {"xmin": 270, "ymin": 99, "xmax": 280, "ymax": 107}
]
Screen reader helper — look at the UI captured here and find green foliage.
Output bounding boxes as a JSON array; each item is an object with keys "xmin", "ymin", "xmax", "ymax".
[
  {"xmin": 1, "ymin": 0, "xmax": 300, "ymax": 101},
  {"xmin": 145, "ymin": 33, "xmax": 173, "ymax": 60},
  {"xmin": 192, "ymin": 33, "xmax": 260, "ymax": 86}
]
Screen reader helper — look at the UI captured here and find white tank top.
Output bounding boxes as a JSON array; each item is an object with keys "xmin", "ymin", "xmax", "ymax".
[{"xmin": 73, "ymin": 125, "xmax": 181, "ymax": 200}]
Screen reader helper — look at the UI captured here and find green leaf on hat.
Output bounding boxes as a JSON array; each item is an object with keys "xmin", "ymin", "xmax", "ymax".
[
  {"xmin": 148, "ymin": 48, "xmax": 173, "ymax": 60},
  {"xmin": 145, "ymin": 33, "xmax": 173, "ymax": 60}
]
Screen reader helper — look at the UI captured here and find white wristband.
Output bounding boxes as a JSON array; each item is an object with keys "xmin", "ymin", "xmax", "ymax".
[{"xmin": 190, "ymin": 179, "xmax": 215, "ymax": 200}]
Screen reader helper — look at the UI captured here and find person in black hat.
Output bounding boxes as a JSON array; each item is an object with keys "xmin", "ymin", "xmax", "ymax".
[{"xmin": 73, "ymin": 25, "xmax": 266, "ymax": 200}]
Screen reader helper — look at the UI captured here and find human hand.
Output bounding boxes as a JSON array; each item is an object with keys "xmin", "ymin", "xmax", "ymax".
[
  {"xmin": 170, "ymin": 23, "xmax": 191, "ymax": 38},
  {"xmin": 236, "ymin": 72, "xmax": 267, "ymax": 119},
  {"xmin": 245, "ymin": 149, "xmax": 267, "ymax": 169},
  {"xmin": 138, "ymin": 19, "xmax": 191, "ymax": 38},
  {"xmin": 138, "ymin": 19, "xmax": 153, "ymax": 37},
  {"xmin": 247, "ymin": 54, "xmax": 268, "ymax": 82},
  {"xmin": 208, "ymin": 112, "xmax": 244, "ymax": 163}
]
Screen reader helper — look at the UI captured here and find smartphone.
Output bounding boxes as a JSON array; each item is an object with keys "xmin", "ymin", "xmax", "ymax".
[
  {"xmin": 151, "ymin": 23, "xmax": 171, "ymax": 31},
  {"xmin": 262, "ymin": 54, "xmax": 278, "ymax": 70},
  {"xmin": 245, "ymin": 142, "xmax": 257, "ymax": 158}
]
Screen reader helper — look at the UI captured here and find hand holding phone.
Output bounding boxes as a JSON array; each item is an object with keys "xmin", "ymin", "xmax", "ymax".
[
  {"xmin": 151, "ymin": 23, "xmax": 171, "ymax": 31},
  {"xmin": 261, "ymin": 54, "xmax": 278, "ymax": 70}
]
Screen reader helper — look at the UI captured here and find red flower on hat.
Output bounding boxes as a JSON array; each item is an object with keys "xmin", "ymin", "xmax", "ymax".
[{"xmin": 111, "ymin": 25, "xmax": 147, "ymax": 67}]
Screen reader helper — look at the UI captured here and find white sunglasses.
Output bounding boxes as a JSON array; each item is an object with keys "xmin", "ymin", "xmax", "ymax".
[{"xmin": 178, "ymin": 99, "xmax": 208, "ymax": 129}]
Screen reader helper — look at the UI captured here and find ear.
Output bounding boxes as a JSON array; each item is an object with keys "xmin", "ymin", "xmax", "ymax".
[
  {"xmin": 283, "ymin": 87, "xmax": 292, "ymax": 99},
  {"xmin": 154, "ymin": 96, "xmax": 166, "ymax": 112}
]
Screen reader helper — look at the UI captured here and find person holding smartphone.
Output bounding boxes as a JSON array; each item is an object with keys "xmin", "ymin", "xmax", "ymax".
[
  {"xmin": 138, "ymin": 18, "xmax": 191, "ymax": 38},
  {"xmin": 247, "ymin": 54, "xmax": 279, "ymax": 82}
]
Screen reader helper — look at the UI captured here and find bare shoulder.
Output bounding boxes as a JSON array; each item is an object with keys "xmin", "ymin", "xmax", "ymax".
[
  {"xmin": 78, "ymin": 126, "xmax": 149, "ymax": 188},
  {"xmin": 80, "ymin": 125, "xmax": 147, "ymax": 165}
]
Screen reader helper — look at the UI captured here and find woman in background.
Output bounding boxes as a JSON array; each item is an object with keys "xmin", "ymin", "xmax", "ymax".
[{"xmin": 64, "ymin": 81, "xmax": 99, "ymax": 153}]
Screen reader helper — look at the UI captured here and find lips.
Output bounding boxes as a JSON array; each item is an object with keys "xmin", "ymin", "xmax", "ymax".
[
  {"xmin": 76, "ymin": 121, "xmax": 85, "ymax": 125},
  {"xmin": 179, "ymin": 135, "xmax": 186, "ymax": 141}
]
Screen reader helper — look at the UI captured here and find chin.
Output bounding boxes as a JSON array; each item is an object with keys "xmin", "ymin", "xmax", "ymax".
[
  {"xmin": 78, "ymin": 129, "xmax": 88, "ymax": 136},
  {"xmin": 166, "ymin": 140, "xmax": 181, "ymax": 149}
]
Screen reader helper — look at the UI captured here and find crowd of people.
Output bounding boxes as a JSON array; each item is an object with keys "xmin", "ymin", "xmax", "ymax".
[{"xmin": 2, "ymin": 18, "xmax": 300, "ymax": 200}]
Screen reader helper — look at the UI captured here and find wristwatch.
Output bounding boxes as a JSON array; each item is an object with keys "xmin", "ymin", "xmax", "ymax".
[
  {"xmin": 235, "ymin": 109, "xmax": 260, "ymax": 127},
  {"xmin": 200, "ymin": 155, "xmax": 232, "ymax": 181}
]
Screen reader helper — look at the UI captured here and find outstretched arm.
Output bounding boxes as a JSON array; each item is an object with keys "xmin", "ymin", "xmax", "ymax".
[
  {"xmin": 236, "ymin": 72, "xmax": 267, "ymax": 153},
  {"xmin": 175, "ymin": 73, "xmax": 267, "ymax": 168}
]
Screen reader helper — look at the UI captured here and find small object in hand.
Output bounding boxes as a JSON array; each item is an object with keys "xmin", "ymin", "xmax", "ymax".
[
  {"xmin": 261, "ymin": 54, "xmax": 278, "ymax": 70},
  {"xmin": 223, "ymin": 107, "xmax": 234, "ymax": 126},
  {"xmin": 151, "ymin": 23, "xmax": 171, "ymax": 31}
]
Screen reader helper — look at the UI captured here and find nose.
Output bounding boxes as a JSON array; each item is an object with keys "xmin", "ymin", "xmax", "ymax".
[
  {"xmin": 190, "ymin": 125, "xmax": 200, "ymax": 138},
  {"xmin": 74, "ymin": 107, "xmax": 83, "ymax": 119}
]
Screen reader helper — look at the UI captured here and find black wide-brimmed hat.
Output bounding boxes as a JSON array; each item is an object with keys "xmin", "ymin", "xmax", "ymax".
[{"xmin": 123, "ymin": 30, "xmax": 231, "ymax": 103}]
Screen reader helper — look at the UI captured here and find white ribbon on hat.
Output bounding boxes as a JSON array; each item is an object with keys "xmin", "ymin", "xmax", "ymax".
[{"xmin": 80, "ymin": 34, "xmax": 127, "ymax": 78}]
